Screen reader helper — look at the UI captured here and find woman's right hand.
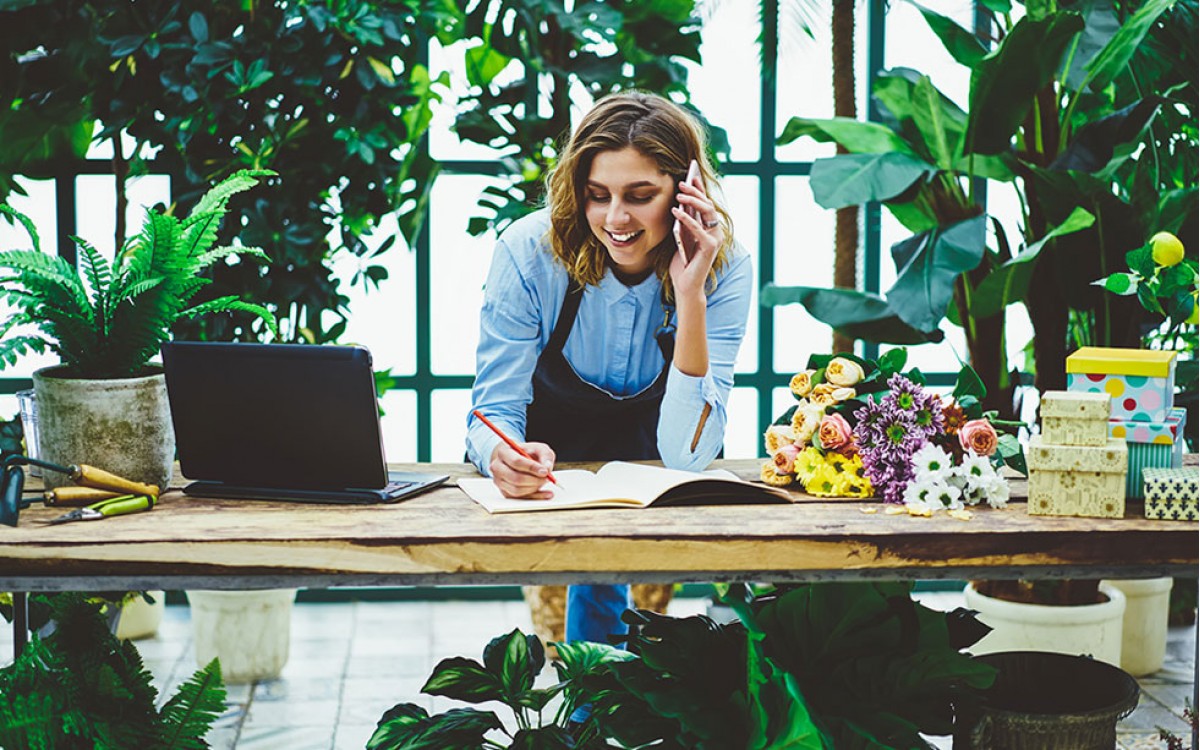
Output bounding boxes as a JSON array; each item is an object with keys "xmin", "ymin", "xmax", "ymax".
[{"xmin": 489, "ymin": 441, "xmax": 557, "ymax": 499}]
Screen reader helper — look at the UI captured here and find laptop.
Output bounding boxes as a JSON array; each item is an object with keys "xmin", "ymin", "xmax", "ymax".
[{"xmin": 162, "ymin": 341, "xmax": 448, "ymax": 503}]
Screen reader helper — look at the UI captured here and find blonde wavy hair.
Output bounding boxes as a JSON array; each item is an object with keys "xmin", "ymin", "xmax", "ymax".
[{"xmin": 545, "ymin": 91, "xmax": 733, "ymax": 300}]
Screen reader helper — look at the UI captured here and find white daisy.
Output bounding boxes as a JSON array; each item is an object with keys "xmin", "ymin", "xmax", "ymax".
[
  {"xmin": 911, "ymin": 443, "xmax": 954, "ymax": 483},
  {"xmin": 926, "ymin": 481, "xmax": 964, "ymax": 511}
]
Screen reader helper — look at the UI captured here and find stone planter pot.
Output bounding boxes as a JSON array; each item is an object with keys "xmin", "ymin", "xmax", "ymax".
[
  {"xmin": 32, "ymin": 366, "xmax": 175, "ymax": 491},
  {"xmin": 186, "ymin": 589, "xmax": 297, "ymax": 684},
  {"xmin": 1104, "ymin": 577, "xmax": 1173, "ymax": 676},
  {"xmin": 112, "ymin": 591, "xmax": 166, "ymax": 641},
  {"xmin": 964, "ymin": 582, "xmax": 1126, "ymax": 667}
]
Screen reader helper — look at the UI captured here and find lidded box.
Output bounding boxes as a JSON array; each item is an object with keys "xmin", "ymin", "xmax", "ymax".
[
  {"xmin": 1040, "ymin": 390, "xmax": 1110, "ymax": 447},
  {"xmin": 1142, "ymin": 466, "xmax": 1198, "ymax": 521},
  {"xmin": 1110, "ymin": 407, "xmax": 1187, "ymax": 498},
  {"xmin": 1066, "ymin": 346, "xmax": 1176, "ymax": 422},
  {"xmin": 1027, "ymin": 435, "xmax": 1128, "ymax": 519}
]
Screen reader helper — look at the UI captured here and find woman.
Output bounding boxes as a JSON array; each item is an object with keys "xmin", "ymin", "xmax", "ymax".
[{"xmin": 466, "ymin": 91, "xmax": 752, "ymax": 645}]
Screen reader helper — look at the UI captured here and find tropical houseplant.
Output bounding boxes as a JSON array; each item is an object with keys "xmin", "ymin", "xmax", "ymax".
[
  {"xmin": 763, "ymin": 0, "xmax": 1197, "ymax": 414},
  {"xmin": 0, "ymin": 591, "xmax": 226, "ymax": 748},
  {"xmin": 369, "ymin": 582, "xmax": 996, "ymax": 749},
  {"xmin": 0, "ymin": 0, "xmax": 450, "ymax": 345},
  {"xmin": 0, "ymin": 169, "xmax": 276, "ymax": 489}
]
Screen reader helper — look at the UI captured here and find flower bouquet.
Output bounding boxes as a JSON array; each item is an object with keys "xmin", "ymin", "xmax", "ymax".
[{"xmin": 761, "ymin": 349, "xmax": 1025, "ymax": 515}]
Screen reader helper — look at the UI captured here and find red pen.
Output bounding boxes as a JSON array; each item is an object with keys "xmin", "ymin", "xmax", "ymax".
[{"xmin": 472, "ymin": 410, "xmax": 558, "ymax": 485}]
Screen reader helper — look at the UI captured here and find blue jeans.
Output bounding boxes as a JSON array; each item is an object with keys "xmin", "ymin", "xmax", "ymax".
[
  {"xmin": 565, "ymin": 584, "xmax": 631, "ymax": 644},
  {"xmin": 566, "ymin": 583, "xmax": 630, "ymax": 724}
]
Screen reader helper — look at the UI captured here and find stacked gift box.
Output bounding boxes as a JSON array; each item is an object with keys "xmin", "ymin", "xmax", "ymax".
[
  {"xmin": 1066, "ymin": 346, "xmax": 1183, "ymax": 499},
  {"xmin": 1142, "ymin": 467, "xmax": 1199, "ymax": 521},
  {"xmin": 1028, "ymin": 391, "xmax": 1128, "ymax": 518}
]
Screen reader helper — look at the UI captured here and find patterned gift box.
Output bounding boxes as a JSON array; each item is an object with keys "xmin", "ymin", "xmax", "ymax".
[
  {"xmin": 1027, "ymin": 435, "xmax": 1128, "ymax": 519},
  {"xmin": 1067, "ymin": 347, "xmax": 1176, "ymax": 422},
  {"xmin": 1142, "ymin": 467, "xmax": 1198, "ymax": 521},
  {"xmin": 1109, "ymin": 407, "xmax": 1187, "ymax": 499},
  {"xmin": 1040, "ymin": 390, "xmax": 1110, "ymax": 446}
]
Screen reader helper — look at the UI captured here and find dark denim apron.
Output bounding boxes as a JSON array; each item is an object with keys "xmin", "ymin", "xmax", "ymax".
[{"xmin": 525, "ymin": 276, "xmax": 674, "ymax": 644}]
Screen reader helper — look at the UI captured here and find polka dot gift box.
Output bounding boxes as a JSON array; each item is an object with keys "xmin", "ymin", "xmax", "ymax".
[
  {"xmin": 1066, "ymin": 346, "xmax": 1176, "ymax": 422},
  {"xmin": 1108, "ymin": 407, "xmax": 1187, "ymax": 498}
]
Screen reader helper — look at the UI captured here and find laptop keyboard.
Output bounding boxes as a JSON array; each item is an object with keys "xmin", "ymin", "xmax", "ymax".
[{"xmin": 384, "ymin": 480, "xmax": 415, "ymax": 494}]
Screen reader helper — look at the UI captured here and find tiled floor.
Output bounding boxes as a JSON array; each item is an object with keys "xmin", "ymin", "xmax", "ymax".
[{"xmin": 2, "ymin": 590, "xmax": 1195, "ymax": 749}]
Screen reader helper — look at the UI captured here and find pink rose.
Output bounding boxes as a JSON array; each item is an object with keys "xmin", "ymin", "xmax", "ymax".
[
  {"xmin": 959, "ymin": 419, "xmax": 998, "ymax": 456},
  {"xmin": 772, "ymin": 443, "xmax": 801, "ymax": 475},
  {"xmin": 816, "ymin": 412, "xmax": 852, "ymax": 452}
]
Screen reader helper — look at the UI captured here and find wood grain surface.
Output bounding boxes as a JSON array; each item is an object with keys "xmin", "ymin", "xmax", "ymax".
[{"xmin": 1, "ymin": 458, "xmax": 1195, "ymax": 590}]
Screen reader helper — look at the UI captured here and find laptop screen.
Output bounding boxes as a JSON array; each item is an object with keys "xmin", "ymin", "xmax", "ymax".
[{"xmin": 162, "ymin": 342, "xmax": 390, "ymax": 491}]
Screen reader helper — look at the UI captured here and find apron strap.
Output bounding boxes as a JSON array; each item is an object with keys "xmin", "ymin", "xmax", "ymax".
[{"xmin": 548, "ymin": 276, "xmax": 585, "ymax": 352}]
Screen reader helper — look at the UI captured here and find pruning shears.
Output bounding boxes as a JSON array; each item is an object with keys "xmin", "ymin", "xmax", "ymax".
[{"xmin": 49, "ymin": 493, "xmax": 156, "ymax": 524}]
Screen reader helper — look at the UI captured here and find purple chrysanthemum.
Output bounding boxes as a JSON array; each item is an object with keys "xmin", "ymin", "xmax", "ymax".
[{"xmin": 854, "ymin": 375, "xmax": 945, "ymax": 503}]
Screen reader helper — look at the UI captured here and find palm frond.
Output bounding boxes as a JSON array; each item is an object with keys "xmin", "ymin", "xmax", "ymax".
[
  {"xmin": 158, "ymin": 659, "xmax": 226, "ymax": 750},
  {"xmin": 0, "ymin": 203, "xmax": 42, "ymax": 252}
]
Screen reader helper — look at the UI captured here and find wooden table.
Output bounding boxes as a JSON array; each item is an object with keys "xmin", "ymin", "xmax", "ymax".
[{"xmin": 2, "ymin": 458, "xmax": 1196, "ymax": 592}]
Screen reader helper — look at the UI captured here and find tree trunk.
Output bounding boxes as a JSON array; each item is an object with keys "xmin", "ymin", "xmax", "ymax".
[{"xmin": 831, "ymin": 0, "xmax": 858, "ymax": 355}]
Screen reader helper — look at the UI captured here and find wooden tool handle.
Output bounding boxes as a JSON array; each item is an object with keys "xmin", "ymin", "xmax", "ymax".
[
  {"xmin": 43, "ymin": 487, "xmax": 124, "ymax": 507},
  {"xmin": 72, "ymin": 465, "xmax": 160, "ymax": 498}
]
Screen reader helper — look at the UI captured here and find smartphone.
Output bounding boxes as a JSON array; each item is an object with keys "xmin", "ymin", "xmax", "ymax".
[{"xmin": 673, "ymin": 160, "xmax": 702, "ymax": 262}]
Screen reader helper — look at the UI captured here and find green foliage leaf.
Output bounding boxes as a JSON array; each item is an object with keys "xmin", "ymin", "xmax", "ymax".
[
  {"xmin": 482, "ymin": 628, "xmax": 542, "ymax": 699},
  {"xmin": 966, "ymin": 13, "xmax": 1085, "ymax": 154},
  {"xmin": 760, "ymin": 285, "xmax": 946, "ymax": 345},
  {"xmin": 888, "ymin": 214, "xmax": 987, "ymax": 333},
  {"xmin": 877, "ymin": 347, "xmax": 909, "ymax": 376},
  {"xmin": 368, "ymin": 704, "xmax": 500, "ymax": 749},
  {"xmin": 971, "ymin": 206, "xmax": 1096, "ymax": 318},
  {"xmin": 1083, "ymin": 0, "xmax": 1175, "ymax": 92},
  {"xmin": 953, "ymin": 364, "xmax": 987, "ymax": 401},
  {"xmin": 420, "ymin": 657, "xmax": 504, "ymax": 704},
  {"xmin": 1126, "ymin": 243, "xmax": 1156, "ymax": 277},
  {"xmin": 159, "ymin": 660, "xmax": 227, "ymax": 750},
  {"xmin": 997, "ymin": 433, "xmax": 1027, "ymax": 475},
  {"xmin": 777, "ymin": 117, "xmax": 916, "ymax": 154},
  {"xmin": 1098, "ymin": 272, "xmax": 1138, "ymax": 295},
  {"xmin": 808, "ymin": 153, "xmax": 937, "ymax": 209},
  {"xmin": 911, "ymin": 0, "xmax": 989, "ymax": 68}
]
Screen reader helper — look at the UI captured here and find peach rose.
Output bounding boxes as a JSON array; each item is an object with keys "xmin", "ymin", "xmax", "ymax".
[
  {"xmin": 816, "ymin": 412, "xmax": 853, "ymax": 452},
  {"xmin": 790, "ymin": 370, "xmax": 816, "ymax": 398},
  {"xmin": 959, "ymin": 419, "xmax": 998, "ymax": 457},
  {"xmin": 772, "ymin": 443, "xmax": 801, "ymax": 474},
  {"xmin": 825, "ymin": 357, "xmax": 864, "ymax": 387}
]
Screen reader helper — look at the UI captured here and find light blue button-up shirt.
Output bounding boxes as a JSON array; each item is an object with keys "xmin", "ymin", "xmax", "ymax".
[{"xmin": 466, "ymin": 208, "xmax": 752, "ymax": 474}]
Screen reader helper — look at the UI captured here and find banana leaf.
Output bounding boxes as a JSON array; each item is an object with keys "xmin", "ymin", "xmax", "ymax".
[{"xmin": 760, "ymin": 285, "xmax": 945, "ymax": 344}]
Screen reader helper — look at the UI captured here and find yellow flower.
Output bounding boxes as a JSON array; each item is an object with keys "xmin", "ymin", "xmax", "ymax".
[
  {"xmin": 825, "ymin": 357, "xmax": 865, "ymax": 387},
  {"xmin": 1150, "ymin": 231, "xmax": 1185, "ymax": 267},
  {"xmin": 790, "ymin": 370, "xmax": 816, "ymax": 398}
]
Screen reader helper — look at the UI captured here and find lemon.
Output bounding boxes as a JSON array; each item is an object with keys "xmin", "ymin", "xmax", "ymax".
[
  {"xmin": 1188, "ymin": 291, "xmax": 1199, "ymax": 326},
  {"xmin": 1150, "ymin": 231, "xmax": 1185, "ymax": 267}
]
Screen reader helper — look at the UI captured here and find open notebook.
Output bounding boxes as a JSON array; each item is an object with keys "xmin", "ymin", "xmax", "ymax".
[{"xmin": 458, "ymin": 461, "xmax": 793, "ymax": 514}]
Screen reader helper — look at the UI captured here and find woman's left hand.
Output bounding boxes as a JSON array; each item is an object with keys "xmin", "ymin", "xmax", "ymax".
[{"xmin": 669, "ymin": 178, "xmax": 722, "ymax": 300}]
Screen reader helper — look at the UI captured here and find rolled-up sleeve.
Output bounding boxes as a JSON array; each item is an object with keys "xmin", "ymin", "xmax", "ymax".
[
  {"xmin": 466, "ymin": 239, "xmax": 545, "ymax": 475},
  {"xmin": 657, "ymin": 250, "xmax": 753, "ymax": 470}
]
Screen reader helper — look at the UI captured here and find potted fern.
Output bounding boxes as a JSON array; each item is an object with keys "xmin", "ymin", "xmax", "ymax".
[{"xmin": 0, "ymin": 169, "xmax": 277, "ymax": 490}]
